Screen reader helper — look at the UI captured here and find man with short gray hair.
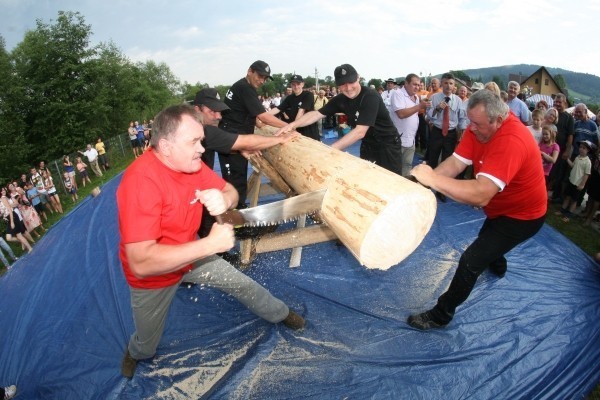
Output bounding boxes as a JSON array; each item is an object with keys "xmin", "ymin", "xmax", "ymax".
[
  {"xmin": 506, "ymin": 81, "xmax": 530, "ymax": 125},
  {"xmin": 408, "ymin": 89, "xmax": 546, "ymax": 330}
]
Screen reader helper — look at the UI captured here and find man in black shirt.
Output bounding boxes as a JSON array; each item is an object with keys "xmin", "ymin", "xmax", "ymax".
[
  {"xmin": 269, "ymin": 75, "xmax": 320, "ymax": 141},
  {"xmin": 277, "ymin": 64, "xmax": 402, "ymax": 175},
  {"xmin": 219, "ymin": 60, "xmax": 287, "ymax": 208}
]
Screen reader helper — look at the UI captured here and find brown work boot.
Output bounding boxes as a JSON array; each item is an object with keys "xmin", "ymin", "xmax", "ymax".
[
  {"xmin": 282, "ymin": 310, "xmax": 305, "ymax": 330},
  {"xmin": 121, "ymin": 349, "xmax": 138, "ymax": 379}
]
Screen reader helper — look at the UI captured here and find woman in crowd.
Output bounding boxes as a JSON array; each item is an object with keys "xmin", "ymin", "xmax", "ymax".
[
  {"xmin": 63, "ymin": 155, "xmax": 78, "ymax": 190},
  {"xmin": 42, "ymin": 170, "xmax": 63, "ymax": 214},
  {"xmin": 1, "ymin": 187, "xmax": 33, "ymax": 253},
  {"xmin": 8, "ymin": 183, "xmax": 45, "ymax": 239}
]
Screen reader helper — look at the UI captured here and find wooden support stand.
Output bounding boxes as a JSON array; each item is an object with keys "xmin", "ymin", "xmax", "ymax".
[{"xmin": 247, "ymin": 127, "xmax": 437, "ymax": 270}]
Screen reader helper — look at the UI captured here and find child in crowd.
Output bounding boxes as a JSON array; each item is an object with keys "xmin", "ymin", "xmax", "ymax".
[
  {"xmin": 63, "ymin": 172, "xmax": 78, "ymax": 202},
  {"xmin": 539, "ymin": 125, "xmax": 560, "ymax": 196},
  {"xmin": 76, "ymin": 157, "xmax": 92, "ymax": 188},
  {"xmin": 25, "ymin": 182, "xmax": 47, "ymax": 222},
  {"xmin": 556, "ymin": 140, "xmax": 593, "ymax": 221},
  {"xmin": 528, "ymin": 109, "xmax": 544, "ymax": 143}
]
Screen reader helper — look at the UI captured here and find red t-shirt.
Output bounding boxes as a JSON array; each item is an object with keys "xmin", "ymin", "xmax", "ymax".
[
  {"xmin": 455, "ymin": 113, "xmax": 547, "ymax": 220},
  {"xmin": 117, "ymin": 150, "xmax": 226, "ymax": 289}
]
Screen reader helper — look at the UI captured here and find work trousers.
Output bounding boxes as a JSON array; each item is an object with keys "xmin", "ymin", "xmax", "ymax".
[
  {"xmin": 127, "ymin": 255, "xmax": 289, "ymax": 360},
  {"xmin": 431, "ymin": 215, "xmax": 545, "ymax": 324},
  {"xmin": 218, "ymin": 152, "xmax": 248, "ymax": 209},
  {"xmin": 360, "ymin": 136, "xmax": 403, "ymax": 176}
]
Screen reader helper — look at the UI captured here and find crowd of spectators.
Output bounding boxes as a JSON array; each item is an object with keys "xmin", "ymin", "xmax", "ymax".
[{"xmin": 0, "ymin": 120, "xmax": 153, "ymax": 269}]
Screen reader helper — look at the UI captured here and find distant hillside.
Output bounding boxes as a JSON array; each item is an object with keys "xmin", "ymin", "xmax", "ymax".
[{"xmin": 452, "ymin": 64, "xmax": 600, "ymax": 103}]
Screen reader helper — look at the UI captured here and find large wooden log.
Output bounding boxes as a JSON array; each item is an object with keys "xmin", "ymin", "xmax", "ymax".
[{"xmin": 254, "ymin": 127, "xmax": 437, "ymax": 270}]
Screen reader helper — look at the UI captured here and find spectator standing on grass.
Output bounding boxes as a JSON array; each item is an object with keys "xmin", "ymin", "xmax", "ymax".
[
  {"xmin": 30, "ymin": 167, "xmax": 54, "ymax": 214},
  {"xmin": 1, "ymin": 187, "xmax": 33, "ymax": 253},
  {"xmin": 25, "ymin": 181, "xmax": 48, "ymax": 222},
  {"xmin": 95, "ymin": 137, "xmax": 110, "ymax": 170},
  {"xmin": 539, "ymin": 125, "xmax": 560, "ymax": 195},
  {"xmin": 128, "ymin": 121, "xmax": 141, "ymax": 158},
  {"xmin": 63, "ymin": 172, "xmax": 78, "ymax": 202},
  {"xmin": 11, "ymin": 184, "xmax": 45, "ymax": 239},
  {"xmin": 42, "ymin": 170, "xmax": 63, "ymax": 214},
  {"xmin": 556, "ymin": 140, "xmax": 593, "ymax": 222},
  {"xmin": 76, "ymin": 157, "xmax": 92, "ymax": 187},
  {"xmin": 549, "ymin": 93, "xmax": 574, "ymax": 202},
  {"xmin": 0, "ymin": 236, "xmax": 18, "ymax": 269},
  {"xmin": 63, "ymin": 155, "xmax": 78, "ymax": 190},
  {"xmin": 79, "ymin": 144, "xmax": 103, "ymax": 177}
]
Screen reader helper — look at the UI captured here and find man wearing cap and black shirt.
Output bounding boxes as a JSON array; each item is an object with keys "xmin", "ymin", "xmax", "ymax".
[
  {"xmin": 277, "ymin": 64, "xmax": 403, "ymax": 176},
  {"xmin": 192, "ymin": 88, "xmax": 298, "ymax": 238},
  {"xmin": 268, "ymin": 75, "xmax": 320, "ymax": 141},
  {"xmin": 193, "ymin": 88, "xmax": 298, "ymax": 169},
  {"xmin": 219, "ymin": 60, "xmax": 288, "ymax": 209}
]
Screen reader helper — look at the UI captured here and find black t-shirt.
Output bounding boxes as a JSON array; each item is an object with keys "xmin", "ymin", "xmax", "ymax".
[
  {"xmin": 201, "ymin": 125, "xmax": 238, "ymax": 169},
  {"xmin": 278, "ymin": 91, "xmax": 319, "ymax": 139},
  {"xmin": 318, "ymin": 86, "xmax": 398, "ymax": 143},
  {"xmin": 220, "ymin": 77, "xmax": 266, "ymax": 135},
  {"xmin": 555, "ymin": 111, "xmax": 574, "ymax": 151}
]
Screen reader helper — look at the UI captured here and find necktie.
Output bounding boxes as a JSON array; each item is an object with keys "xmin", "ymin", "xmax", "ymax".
[{"xmin": 442, "ymin": 101, "xmax": 450, "ymax": 137}]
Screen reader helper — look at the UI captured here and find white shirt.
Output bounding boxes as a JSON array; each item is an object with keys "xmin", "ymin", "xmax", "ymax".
[
  {"xmin": 84, "ymin": 148, "xmax": 99, "ymax": 162},
  {"xmin": 390, "ymin": 87, "xmax": 420, "ymax": 147}
]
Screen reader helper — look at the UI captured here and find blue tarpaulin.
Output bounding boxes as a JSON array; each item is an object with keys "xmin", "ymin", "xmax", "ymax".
[{"xmin": 1, "ymin": 142, "xmax": 599, "ymax": 399}]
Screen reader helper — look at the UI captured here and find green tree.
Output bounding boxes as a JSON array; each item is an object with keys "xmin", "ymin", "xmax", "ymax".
[
  {"xmin": 492, "ymin": 75, "xmax": 505, "ymax": 91},
  {"xmin": 368, "ymin": 78, "xmax": 383, "ymax": 89},
  {"xmin": 11, "ymin": 11, "xmax": 98, "ymax": 160},
  {"xmin": 554, "ymin": 74, "xmax": 567, "ymax": 90},
  {"xmin": 0, "ymin": 36, "xmax": 30, "ymax": 181},
  {"xmin": 450, "ymin": 70, "xmax": 471, "ymax": 83}
]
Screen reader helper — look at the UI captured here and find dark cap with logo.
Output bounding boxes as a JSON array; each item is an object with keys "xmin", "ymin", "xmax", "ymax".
[
  {"xmin": 290, "ymin": 74, "xmax": 304, "ymax": 83},
  {"xmin": 334, "ymin": 64, "xmax": 358, "ymax": 86},
  {"xmin": 250, "ymin": 60, "xmax": 273, "ymax": 80},
  {"xmin": 193, "ymin": 88, "xmax": 230, "ymax": 112}
]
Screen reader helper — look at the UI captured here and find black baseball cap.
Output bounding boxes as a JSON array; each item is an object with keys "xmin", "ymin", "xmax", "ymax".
[
  {"xmin": 250, "ymin": 60, "xmax": 273, "ymax": 80},
  {"xmin": 290, "ymin": 74, "xmax": 304, "ymax": 83},
  {"xmin": 193, "ymin": 88, "xmax": 230, "ymax": 112},
  {"xmin": 334, "ymin": 64, "xmax": 358, "ymax": 86}
]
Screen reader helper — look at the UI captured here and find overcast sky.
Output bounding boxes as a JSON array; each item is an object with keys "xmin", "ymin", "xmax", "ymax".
[{"xmin": 1, "ymin": 0, "xmax": 598, "ymax": 87}]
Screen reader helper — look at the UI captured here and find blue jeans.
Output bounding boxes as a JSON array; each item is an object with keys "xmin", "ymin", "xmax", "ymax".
[{"xmin": 0, "ymin": 237, "xmax": 17, "ymax": 267}]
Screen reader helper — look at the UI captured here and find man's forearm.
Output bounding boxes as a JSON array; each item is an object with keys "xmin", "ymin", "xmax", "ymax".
[
  {"xmin": 288, "ymin": 111, "xmax": 324, "ymax": 130},
  {"xmin": 257, "ymin": 112, "xmax": 288, "ymax": 128}
]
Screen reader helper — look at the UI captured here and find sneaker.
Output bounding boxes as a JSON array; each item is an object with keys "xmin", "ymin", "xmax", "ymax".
[
  {"xmin": 3, "ymin": 385, "xmax": 17, "ymax": 399},
  {"xmin": 407, "ymin": 311, "xmax": 447, "ymax": 330},
  {"xmin": 282, "ymin": 310, "xmax": 305, "ymax": 330},
  {"xmin": 121, "ymin": 349, "xmax": 138, "ymax": 379}
]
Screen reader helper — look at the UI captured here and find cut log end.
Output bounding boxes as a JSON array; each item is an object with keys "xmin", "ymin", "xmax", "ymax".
[{"xmin": 359, "ymin": 189, "xmax": 437, "ymax": 270}]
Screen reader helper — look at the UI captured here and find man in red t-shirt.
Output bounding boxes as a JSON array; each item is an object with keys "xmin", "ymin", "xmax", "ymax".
[
  {"xmin": 116, "ymin": 104, "xmax": 305, "ymax": 378},
  {"xmin": 407, "ymin": 89, "xmax": 547, "ymax": 330}
]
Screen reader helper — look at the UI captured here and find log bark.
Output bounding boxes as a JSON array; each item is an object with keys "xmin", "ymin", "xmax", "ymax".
[{"xmin": 254, "ymin": 127, "xmax": 437, "ymax": 270}]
